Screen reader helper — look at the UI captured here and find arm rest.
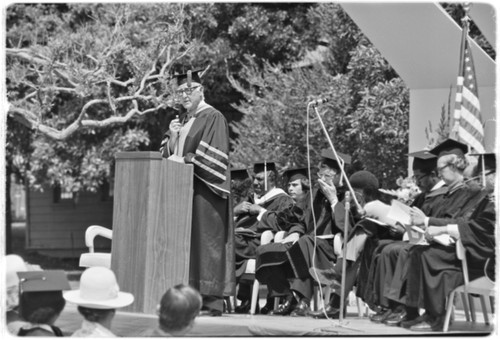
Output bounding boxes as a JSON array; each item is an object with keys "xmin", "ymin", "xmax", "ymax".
[{"xmin": 85, "ymin": 225, "xmax": 112, "ymax": 252}]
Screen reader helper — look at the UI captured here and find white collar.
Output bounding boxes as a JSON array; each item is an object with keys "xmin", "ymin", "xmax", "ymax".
[
  {"xmin": 254, "ymin": 187, "xmax": 287, "ymax": 205},
  {"xmin": 431, "ymin": 180, "xmax": 445, "ymax": 191}
]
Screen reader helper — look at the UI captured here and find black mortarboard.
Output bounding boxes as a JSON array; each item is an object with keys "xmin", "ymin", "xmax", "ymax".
[
  {"xmin": 409, "ymin": 150, "xmax": 437, "ymax": 173},
  {"xmin": 473, "ymin": 153, "xmax": 496, "ymax": 173},
  {"xmin": 282, "ymin": 167, "xmax": 309, "ymax": 184},
  {"xmin": 429, "ymin": 138, "xmax": 469, "ymax": 158},
  {"xmin": 253, "ymin": 161, "xmax": 277, "ymax": 174},
  {"xmin": 320, "ymin": 149, "xmax": 351, "ymax": 171},
  {"xmin": 231, "ymin": 167, "xmax": 251, "ymax": 181},
  {"xmin": 172, "ymin": 69, "xmax": 203, "ymax": 88},
  {"xmin": 18, "ymin": 270, "xmax": 71, "ymax": 293}
]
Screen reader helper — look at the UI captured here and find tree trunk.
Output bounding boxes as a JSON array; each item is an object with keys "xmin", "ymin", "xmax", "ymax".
[{"xmin": 5, "ymin": 162, "xmax": 12, "ymax": 254}]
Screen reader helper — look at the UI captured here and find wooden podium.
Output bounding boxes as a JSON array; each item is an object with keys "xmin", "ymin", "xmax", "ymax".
[{"xmin": 111, "ymin": 152, "xmax": 193, "ymax": 314}]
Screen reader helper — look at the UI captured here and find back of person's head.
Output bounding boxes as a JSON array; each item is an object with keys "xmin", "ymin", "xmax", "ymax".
[
  {"xmin": 19, "ymin": 291, "xmax": 66, "ymax": 324},
  {"xmin": 158, "ymin": 284, "xmax": 202, "ymax": 333},
  {"xmin": 77, "ymin": 306, "xmax": 115, "ymax": 323},
  {"xmin": 349, "ymin": 170, "xmax": 380, "ymax": 203}
]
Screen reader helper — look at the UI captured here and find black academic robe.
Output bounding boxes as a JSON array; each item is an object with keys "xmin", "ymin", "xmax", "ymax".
[
  {"xmin": 286, "ymin": 187, "xmax": 349, "ymax": 279},
  {"xmin": 161, "ymin": 105, "xmax": 231, "ymax": 298},
  {"xmin": 358, "ymin": 184, "xmax": 448, "ymax": 307},
  {"xmin": 387, "ymin": 182, "xmax": 486, "ymax": 308},
  {"xmin": 234, "ymin": 190, "xmax": 295, "ymax": 274},
  {"xmin": 404, "ymin": 194, "xmax": 496, "ymax": 317}
]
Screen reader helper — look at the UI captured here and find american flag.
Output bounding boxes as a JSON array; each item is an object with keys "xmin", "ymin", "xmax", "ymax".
[{"xmin": 452, "ymin": 17, "xmax": 485, "ymax": 153}]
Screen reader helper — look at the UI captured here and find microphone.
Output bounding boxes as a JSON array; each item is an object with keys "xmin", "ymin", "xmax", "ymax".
[{"xmin": 309, "ymin": 97, "xmax": 330, "ymax": 106}]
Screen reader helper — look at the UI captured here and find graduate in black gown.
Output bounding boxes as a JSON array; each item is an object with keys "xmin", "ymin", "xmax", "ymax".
[{"xmin": 402, "ymin": 151, "xmax": 495, "ymax": 332}]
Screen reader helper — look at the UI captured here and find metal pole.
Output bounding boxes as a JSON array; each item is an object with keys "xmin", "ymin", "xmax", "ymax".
[{"xmin": 339, "ymin": 191, "xmax": 350, "ymax": 323}]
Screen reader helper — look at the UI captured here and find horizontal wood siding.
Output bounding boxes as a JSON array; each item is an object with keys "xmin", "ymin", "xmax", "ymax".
[{"xmin": 27, "ymin": 188, "xmax": 113, "ymax": 256}]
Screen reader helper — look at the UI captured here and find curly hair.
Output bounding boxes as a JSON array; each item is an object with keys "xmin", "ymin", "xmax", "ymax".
[{"xmin": 158, "ymin": 284, "xmax": 202, "ymax": 332}]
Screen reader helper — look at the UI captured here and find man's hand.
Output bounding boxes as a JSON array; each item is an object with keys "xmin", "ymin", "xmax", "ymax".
[
  {"xmin": 234, "ymin": 201, "xmax": 251, "ymax": 216},
  {"xmin": 410, "ymin": 207, "xmax": 427, "ymax": 227},
  {"xmin": 169, "ymin": 116, "xmax": 182, "ymax": 137},
  {"xmin": 318, "ymin": 178, "xmax": 338, "ymax": 205},
  {"xmin": 248, "ymin": 204, "xmax": 264, "ymax": 215},
  {"xmin": 424, "ymin": 226, "xmax": 447, "ymax": 242}
]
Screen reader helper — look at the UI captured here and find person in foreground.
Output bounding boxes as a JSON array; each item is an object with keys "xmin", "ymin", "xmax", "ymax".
[
  {"xmin": 145, "ymin": 284, "xmax": 203, "ymax": 337},
  {"xmin": 12, "ymin": 270, "xmax": 70, "ymax": 336},
  {"xmin": 64, "ymin": 266, "xmax": 134, "ymax": 337}
]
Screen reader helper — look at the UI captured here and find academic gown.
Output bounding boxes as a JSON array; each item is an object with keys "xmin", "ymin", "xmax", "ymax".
[
  {"xmin": 234, "ymin": 189, "xmax": 295, "ymax": 276},
  {"xmin": 404, "ymin": 194, "xmax": 496, "ymax": 317},
  {"xmin": 387, "ymin": 182, "xmax": 486, "ymax": 307},
  {"xmin": 161, "ymin": 105, "xmax": 231, "ymax": 298},
  {"xmin": 358, "ymin": 184, "xmax": 448, "ymax": 308}
]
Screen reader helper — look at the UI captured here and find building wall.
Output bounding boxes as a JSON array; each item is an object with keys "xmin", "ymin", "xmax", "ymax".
[{"xmin": 27, "ymin": 187, "xmax": 113, "ymax": 258}]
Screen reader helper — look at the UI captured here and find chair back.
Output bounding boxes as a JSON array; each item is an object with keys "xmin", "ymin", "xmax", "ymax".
[{"xmin": 85, "ymin": 225, "xmax": 113, "ymax": 252}]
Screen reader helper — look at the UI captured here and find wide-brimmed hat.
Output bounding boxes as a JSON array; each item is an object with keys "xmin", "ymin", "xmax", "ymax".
[{"xmin": 63, "ymin": 267, "xmax": 134, "ymax": 309}]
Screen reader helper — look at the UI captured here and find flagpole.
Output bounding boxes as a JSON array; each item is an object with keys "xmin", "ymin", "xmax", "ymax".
[{"xmin": 451, "ymin": 3, "xmax": 470, "ymax": 140}]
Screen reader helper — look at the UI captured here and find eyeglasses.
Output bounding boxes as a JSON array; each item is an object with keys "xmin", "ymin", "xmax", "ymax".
[
  {"xmin": 437, "ymin": 164, "xmax": 451, "ymax": 172},
  {"xmin": 175, "ymin": 86, "xmax": 201, "ymax": 96}
]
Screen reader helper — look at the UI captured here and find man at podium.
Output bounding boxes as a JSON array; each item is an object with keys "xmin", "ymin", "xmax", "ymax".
[{"xmin": 160, "ymin": 69, "xmax": 231, "ymax": 316}]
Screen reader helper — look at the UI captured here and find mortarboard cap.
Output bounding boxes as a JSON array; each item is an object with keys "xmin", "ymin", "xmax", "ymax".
[
  {"xmin": 473, "ymin": 153, "xmax": 496, "ymax": 173},
  {"xmin": 320, "ymin": 149, "xmax": 351, "ymax": 171},
  {"xmin": 172, "ymin": 69, "xmax": 203, "ymax": 88},
  {"xmin": 18, "ymin": 270, "xmax": 71, "ymax": 293},
  {"xmin": 231, "ymin": 167, "xmax": 251, "ymax": 181},
  {"xmin": 429, "ymin": 138, "xmax": 469, "ymax": 158},
  {"xmin": 409, "ymin": 150, "xmax": 437, "ymax": 173},
  {"xmin": 282, "ymin": 167, "xmax": 309, "ymax": 184},
  {"xmin": 253, "ymin": 161, "xmax": 277, "ymax": 174}
]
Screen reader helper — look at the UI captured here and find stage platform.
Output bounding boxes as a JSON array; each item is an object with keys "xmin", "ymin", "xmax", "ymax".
[{"xmin": 51, "ymin": 301, "xmax": 494, "ymax": 337}]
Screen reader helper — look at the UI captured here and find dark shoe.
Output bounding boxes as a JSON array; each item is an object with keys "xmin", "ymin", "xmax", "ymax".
[
  {"xmin": 430, "ymin": 315, "xmax": 447, "ymax": 332},
  {"xmin": 370, "ymin": 308, "xmax": 392, "ymax": 323},
  {"xmin": 401, "ymin": 312, "xmax": 429, "ymax": 329},
  {"xmin": 290, "ymin": 300, "xmax": 310, "ymax": 317},
  {"xmin": 260, "ymin": 298, "xmax": 275, "ymax": 315},
  {"xmin": 199, "ymin": 309, "xmax": 222, "ymax": 317},
  {"xmin": 307, "ymin": 305, "xmax": 341, "ymax": 319},
  {"xmin": 383, "ymin": 310, "xmax": 407, "ymax": 326},
  {"xmin": 234, "ymin": 300, "xmax": 251, "ymax": 314},
  {"xmin": 309, "ymin": 267, "xmax": 340, "ymax": 286},
  {"xmin": 270, "ymin": 300, "xmax": 296, "ymax": 316}
]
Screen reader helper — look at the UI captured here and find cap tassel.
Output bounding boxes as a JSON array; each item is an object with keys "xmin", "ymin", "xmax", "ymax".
[{"xmin": 187, "ymin": 70, "xmax": 192, "ymax": 87}]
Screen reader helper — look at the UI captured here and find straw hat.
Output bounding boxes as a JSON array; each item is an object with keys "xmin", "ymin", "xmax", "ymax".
[{"xmin": 63, "ymin": 267, "xmax": 134, "ymax": 309}]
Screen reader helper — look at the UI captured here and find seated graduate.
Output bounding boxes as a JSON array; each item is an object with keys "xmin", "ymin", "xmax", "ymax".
[
  {"xmin": 401, "ymin": 151, "xmax": 496, "ymax": 332},
  {"xmin": 374, "ymin": 139, "xmax": 486, "ymax": 329},
  {"xmin": 233, "ymin": 160, "xmax": 295, "ymax": 313},
  {"xmin": 63, "ymin": 266, "xmax": 134, "ymax": 337},
  {"xmin": 307, "ymin": 169, "xmax": 384, "ymax": 319},
  {"xmin": 255, "ymin": 149, "xmax": 352, "ymax": 317},
  {"xmin": 12, "ymin": 270, "xmax": 70, "ymax": 336},
  {"xmin": 143, "ymin": 284, "xmax": 202, "ymax": 337},
  {"xmin": 362, "ymin": 150, "xmax": 445, "ymax": 324}
]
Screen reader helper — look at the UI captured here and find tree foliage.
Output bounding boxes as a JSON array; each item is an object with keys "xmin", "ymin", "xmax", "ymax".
[{"xmin": 229, "ymin": 3, "xmax": 409, "ymax": 188}]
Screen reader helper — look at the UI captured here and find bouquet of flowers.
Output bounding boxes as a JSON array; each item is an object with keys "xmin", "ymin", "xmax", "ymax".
[{"xmin": 379, "ymin": 176, "xmax": 421, "ymax": 205}]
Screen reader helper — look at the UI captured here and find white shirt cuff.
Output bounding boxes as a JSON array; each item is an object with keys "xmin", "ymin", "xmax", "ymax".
[
  {"xmin": 257, "ymin": 209, "xmax": 267, "ymax": 221},
  {"xmin": 424, "ymin": 217, "xmax": 430, "ymax": 227}
]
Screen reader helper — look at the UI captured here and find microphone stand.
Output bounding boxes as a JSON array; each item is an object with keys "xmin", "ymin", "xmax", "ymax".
[
  {"xmin": 307, "ymin": 104, "xmax": 364, "ymax": 334},
  {"xmin": 310, "ymin": 104, "xmax": 363, "ymax": 213}
]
